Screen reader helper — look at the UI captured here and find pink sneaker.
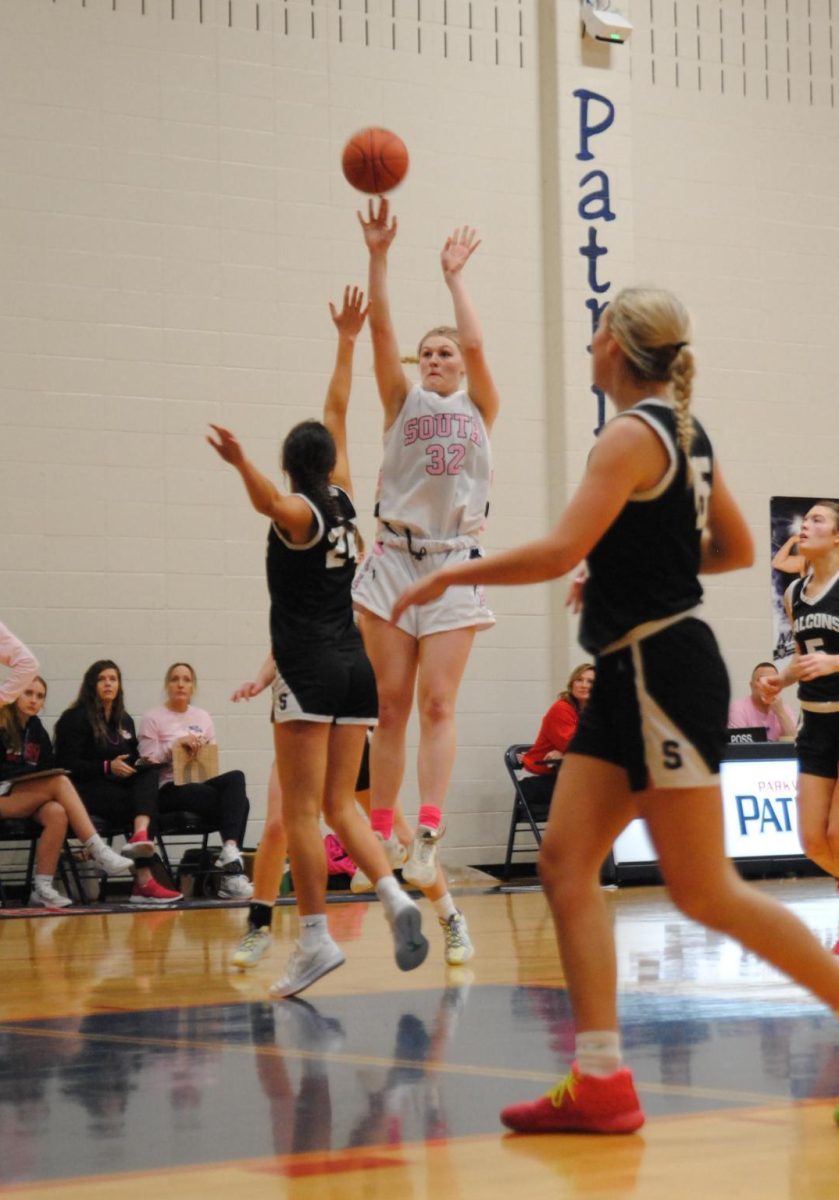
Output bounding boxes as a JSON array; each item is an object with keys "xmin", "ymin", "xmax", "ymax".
[
  {"xmin": 122, "ymin": 830, "xmax": 155, "ymax": 861},
  {"xmin": 500, "ymin": 1062, "xmax": 644, "ymax": 1134},
  {"xmin": 130, "ymin": 877, "xmax": 182, "ymax": 906}
]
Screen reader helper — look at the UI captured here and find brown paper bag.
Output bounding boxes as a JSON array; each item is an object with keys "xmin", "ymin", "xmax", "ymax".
[{"xmin": 172, "ymin": 742, "xmax": 219, "ymax": 786}]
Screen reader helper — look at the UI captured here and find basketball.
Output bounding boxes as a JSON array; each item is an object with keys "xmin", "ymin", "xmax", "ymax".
[{"xmin": 341, "ymin": 127, "xmax": 409, "ymax": 195}]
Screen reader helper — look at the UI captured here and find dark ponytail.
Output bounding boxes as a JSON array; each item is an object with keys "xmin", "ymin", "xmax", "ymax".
[{"xmin": 281, "ymin": 420, "xmax": 339, "ymax": 524}]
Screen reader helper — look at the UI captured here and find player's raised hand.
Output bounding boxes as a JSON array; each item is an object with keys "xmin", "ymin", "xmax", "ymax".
[
  {"xmin": 207, "ymin": 423, "xmax": 245, "ymax": 468},
  {"xmin": 329, "ymin": 285, "xmax": 369, "ymax": 340},
  {"xmin": 357, "ymin": 197, "xmax": 398, "ymax": 254},
  {"xmin": 441, "ymin": 226, "xmax": 481, "ymax": 279}
]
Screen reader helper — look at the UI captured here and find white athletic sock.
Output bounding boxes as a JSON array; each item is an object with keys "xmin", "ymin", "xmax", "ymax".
[
  {"xmin": 433, "ymin": 892, "xmax": 457, "ymax": 922},
  {"xmin": 575, "ymin": 1031, "xmax": 623, "ymax": 1077},
  {"xmin": 34, "ymin": 874, "xmax": 54, "ymax": 892},
  {"xmin": 84, "ymin": 833, "xmax": 104, "ymax": 852},
  {"xmin": 375, "ymin": 875, "xmax": 413, "ymax": 920},
  {"xmin": 299, "ymin": 914, "xmax": 328, "ymax": 951}
]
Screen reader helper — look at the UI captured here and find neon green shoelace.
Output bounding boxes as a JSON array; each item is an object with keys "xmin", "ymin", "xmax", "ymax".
[{"xmin": 546, "ymin": 1071, "xmax": 577, "ymax": 1108}]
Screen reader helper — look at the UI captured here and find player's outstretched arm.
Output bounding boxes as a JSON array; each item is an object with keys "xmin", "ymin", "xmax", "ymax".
[
  {"xmin": 441, "ymin": 226, "xmax": 500, "ymax": 431},
  {"xmin": 358, "ymin": 197, "xmax": 410, "ymax": 425},
  {"xmin": 324, "ymin": 286, "xmax": 368, "ymax": 496},
  {"xmin": 391, "ymin": 416, "xmax": 662, "ymax": 621},
  {"xmin": 207, "ymin": 424, "xmax": 313, "ymax": 539}
]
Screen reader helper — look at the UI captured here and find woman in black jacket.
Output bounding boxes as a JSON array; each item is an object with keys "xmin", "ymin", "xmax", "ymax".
[
  {"xmin": 54, "ymin": 660, "xmax": 181, "ymax": 906},
  {"xmin": 0, "ymin": 676, "xmax": 135, "ymax": 907}
]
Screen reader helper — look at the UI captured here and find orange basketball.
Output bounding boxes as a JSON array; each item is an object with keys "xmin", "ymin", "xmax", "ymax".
[{"xmin": 341, "ymin": 127, "xmax": 409, "ymax": 195}]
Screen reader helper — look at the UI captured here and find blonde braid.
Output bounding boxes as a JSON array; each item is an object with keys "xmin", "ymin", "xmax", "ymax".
[{"xmin": 670, "ymin": 345, "xmax": 695, "ymax": 479}]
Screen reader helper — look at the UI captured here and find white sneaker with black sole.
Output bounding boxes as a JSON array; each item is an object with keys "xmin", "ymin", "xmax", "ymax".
[{"xmin": 217, "ymin": 869, "xmax": 254, "ymax": 900}]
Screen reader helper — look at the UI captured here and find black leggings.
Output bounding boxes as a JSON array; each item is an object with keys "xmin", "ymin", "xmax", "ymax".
[
  {"xmin": 158, "ymin": 770, "xmax": 249, "ymax": 845},
  {"xmin": 77, "ymin": 770, "xmax": 161, "ymax": 832}
]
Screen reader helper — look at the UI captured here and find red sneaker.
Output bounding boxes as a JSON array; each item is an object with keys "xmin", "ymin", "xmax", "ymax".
[
  {"xmin": 832, "ymin": 940, "xmax": 839, "ymax": 955},
  {"xmin": 130, "ymin": 877, "xmax": 182, "ymax": 906},
  {"xmin": 122, "ymin": 830, "xmax": 155, "ymax": 861},
  {"xmin": 500, "ymin": 1063, "xmax": 644, "ymax": 1134}
]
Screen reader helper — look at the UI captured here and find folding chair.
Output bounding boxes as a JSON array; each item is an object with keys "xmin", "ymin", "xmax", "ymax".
[
  {"xmin": 0, "ymin": 818, "xmax": 85, "ymax": 907},
  {"xmin": 502, "ymin": 744, "xmax": 558, "ymax": 881},
  {"xmin": 155, "ymin": 809, "xmax": 221, "ymax": 895}
]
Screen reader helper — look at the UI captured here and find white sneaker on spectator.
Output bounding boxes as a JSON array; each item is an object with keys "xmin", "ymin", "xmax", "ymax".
[
  {"xmin": 402, "ymin": 825, "xmax": 444, "ymax": 889},
  {"xmin": 269, "ymin": 937, "xmax": 345, "ymax": 999},
  {"xmin": 351, "ymin": 833, "xmax": 407, "ymax": 894},
  {"xmin": 215, "ymin": 844, "xmax": 244, "ymax": 868},
  {"xmin": 88, "ymin": 842, "xmax": 134, "ymax": 876},
  {"xmin": 218, "ymin": 870, "xmax": 254, "ymax": 900},
  {"xmin": 29, "ymin": 881, "xmax": 73, "ymax": 909}
]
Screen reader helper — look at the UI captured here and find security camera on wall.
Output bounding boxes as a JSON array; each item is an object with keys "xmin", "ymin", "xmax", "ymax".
[{"xmin": 581, "ymin": 0, "xmax": 633, "ymax": 45}]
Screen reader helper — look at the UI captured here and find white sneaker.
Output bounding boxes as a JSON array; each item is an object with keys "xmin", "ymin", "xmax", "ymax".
[
  {"xmin": 269, "ymin": 937, "xmax": 345, "ymax": 999},
  {"xmin": 231, "ymin": 927, "xmax": 272, "ymax": 969},
  {"xmin": 88, "ymin": 842, "xmax": 134, "ymax": 876},
  {"xmin": 29, "ymin": 881, "xmax": 73, "ymax": 909},
  {"xmin": 215, "ymin": 845, "xmax": 243, "ymax": 869},
  {"xmin": 439, "ymin": 910, "xmax": 474, "ymax": 965},
  {"xmin": 218, "ymin": 871, "xmax": 254, "ymax": 900},
  {"xmin": 401, "ymin": 825, "xmax": 444, "ymax": 889},
  {"xmin": 388, "ymin": 900, "xmax": 429, "ymax": 972},
  {"xmin": 351, "ymin": 832, "xmax": 408, "ymax": 894}
]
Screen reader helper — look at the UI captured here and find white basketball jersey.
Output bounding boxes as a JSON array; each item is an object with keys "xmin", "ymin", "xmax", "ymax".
[{"xmin": 375, "ymin": 385, "xmax": 492, "ymax": 541}]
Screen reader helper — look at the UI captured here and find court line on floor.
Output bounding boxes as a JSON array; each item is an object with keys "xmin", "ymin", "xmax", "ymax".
[{"xmin": 0, "ymin": 1021, "xmax": 793, "ymax": 1107}]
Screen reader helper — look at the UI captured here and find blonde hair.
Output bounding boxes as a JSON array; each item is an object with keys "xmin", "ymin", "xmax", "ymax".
[
  {"xmin": 559, "ymin": 662, "xmax": 595, "ymax": 704},
  {"xmin": 415, "ymin": 325, "xmax": 461, "ymax": 360},
  {"xmin": 607, "ymin": 288, "xmax": 695, "ymax": 470}
]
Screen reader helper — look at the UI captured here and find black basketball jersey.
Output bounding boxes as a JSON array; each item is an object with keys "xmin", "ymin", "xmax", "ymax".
[
  {"xmin": 267, "ymin": 486, "xmax": 359, "ymax": 654},
  {"xmin": 788, "ymin": 572, "xmax": 839, "ymax": 703},
  {"xmin": 579, "ymin": 399, "xmax": 714, "ymax": 655}
]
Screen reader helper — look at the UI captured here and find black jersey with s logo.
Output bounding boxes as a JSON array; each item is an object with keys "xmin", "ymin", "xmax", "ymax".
[{"xmin": 580, "ymin": 399, "xmax": 713, "ymax": 655}]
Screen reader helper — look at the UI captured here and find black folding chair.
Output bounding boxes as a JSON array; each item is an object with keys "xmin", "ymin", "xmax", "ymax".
[
  {"xmin": 0, "ymin": 818, "xmax": 85, "ymax": 907},
  {"xmin": 155, "ymin": 809, "xmax": 221, "ymax": 896},
  {"xmin": 502, "ymin": 744, "xmax": 558, "ymax": 881}
]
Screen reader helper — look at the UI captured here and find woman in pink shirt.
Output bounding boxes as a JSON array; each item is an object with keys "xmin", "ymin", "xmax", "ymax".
[{"xmin": 139, "ymin": 662, "xmax": 252, "ymax": 900}]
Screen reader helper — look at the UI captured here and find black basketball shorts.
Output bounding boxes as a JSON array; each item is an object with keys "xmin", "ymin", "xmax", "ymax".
[
  {"xmin": 796, "ymin": 710, "xmax": 839, "ymax": 780},
  {"xmin": 271, "ymin": 636, "xmax": 378, "ymax": 726},
  {"xmin": 570, "ymin": 617, "xmax": 730, "ymax": 792}
]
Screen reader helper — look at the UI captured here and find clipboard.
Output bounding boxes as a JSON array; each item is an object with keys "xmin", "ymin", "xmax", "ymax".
[{"xmin": 172, "ymin": 742, "xmax": 219, "ymax": 786}]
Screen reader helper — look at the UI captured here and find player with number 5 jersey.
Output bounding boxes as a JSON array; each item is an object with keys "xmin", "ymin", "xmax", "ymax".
[
  {"xmin": 760, "ymin": 499, "xmax": 839, "ymax": 914},
  {"xmin": 392, "ymin": 286, "xmax": 839, "ymax": 1134}
]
